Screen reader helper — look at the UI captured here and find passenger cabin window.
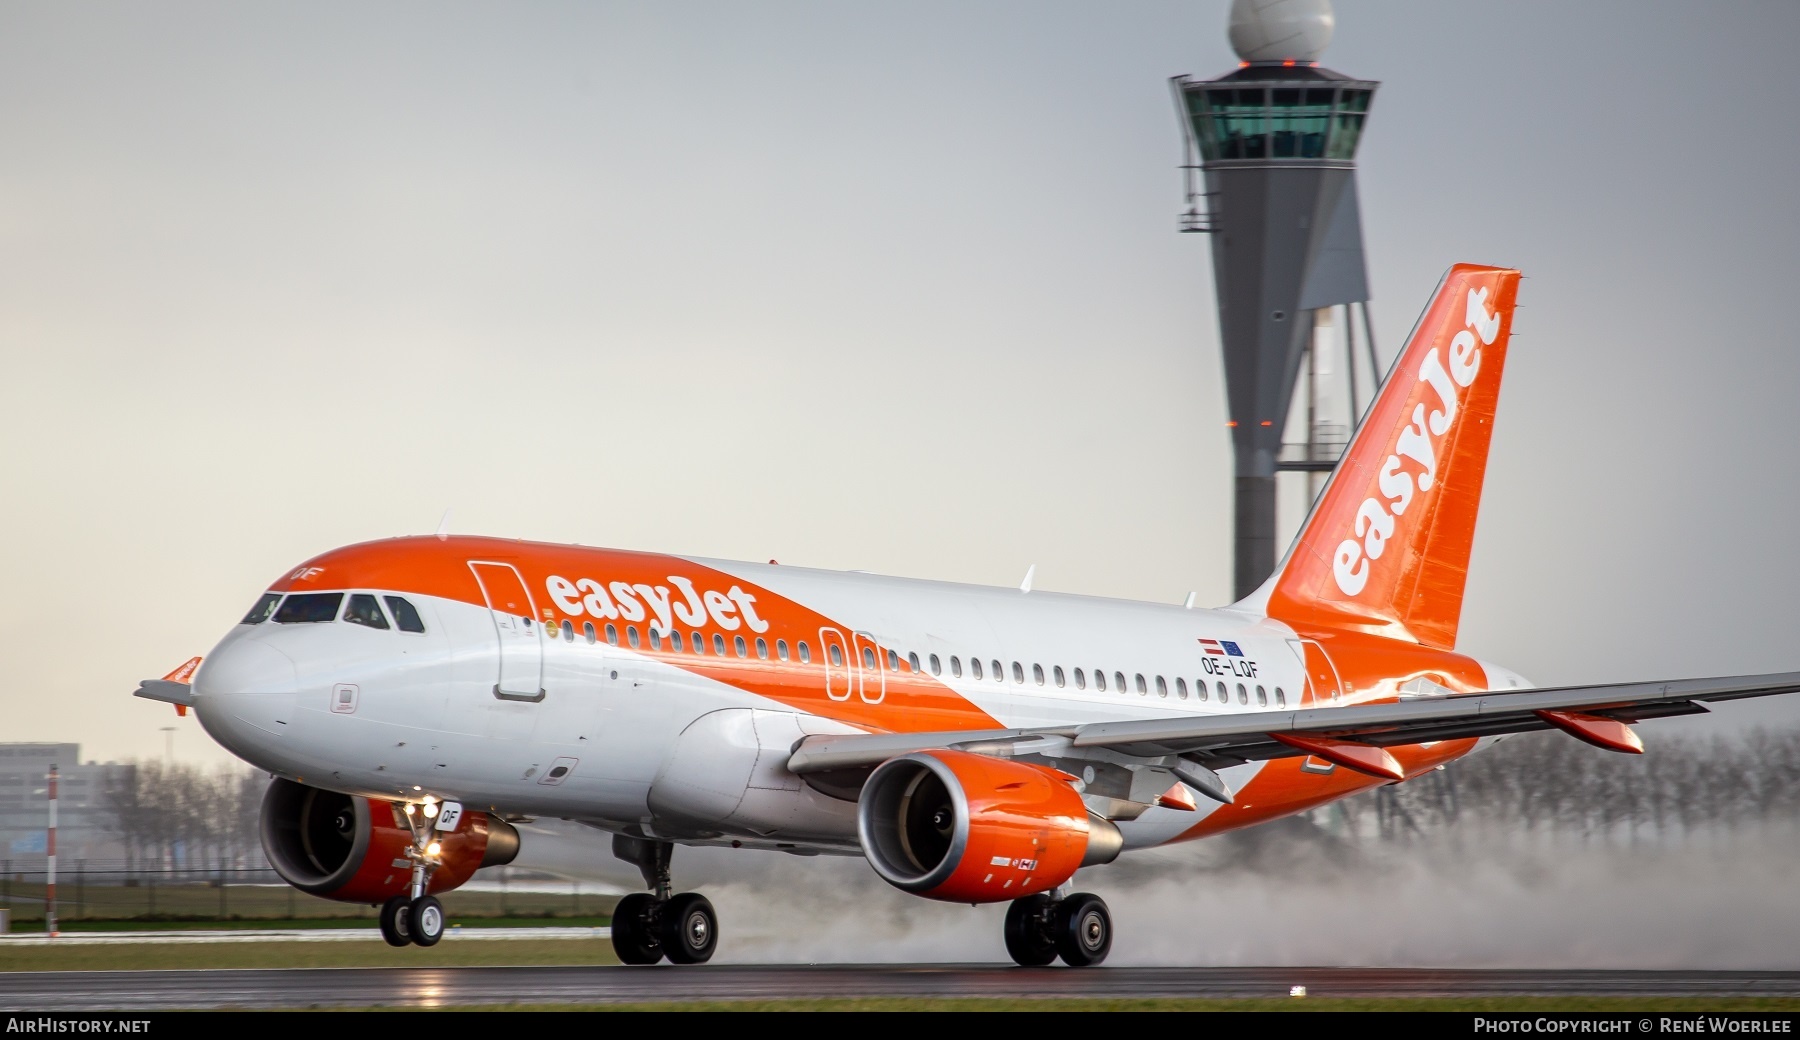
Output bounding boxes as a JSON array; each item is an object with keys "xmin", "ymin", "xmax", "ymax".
[
  {"xmin": 1256, "ymin": 684, "xmax": 1267, "ymax": 706},
  {"xmin": 778, "ymin": 639, "xmax": 790, "ymax": 660},
  {"xmin": 1276, "ymin": 687, "xmax": 1286, "ymax": 707},
  {"xmin": 1177, "ymin": 677, "xmax": 1189, "ymax": 699},
  {"xmin": 274, "ymin": 593, "xmax": 342, "ymax": 624},
  {"xmin": 1156, "ymin": 676, "xmax": 1168, "ymax": 698},
  {"xmin": 1115, "ymin": 671, "xmax": 1127, "ymax": 694},
  {"xmin": 1135, "ymin": 674, "xmax": 1147, "ymax": 695},
  {"xmin": 1012, "ymin": 662, "xmax": 1025, "ymax": 684},
  {"xmin": 909, "ymin": 651, "xmax": 921, "ymax": 673},
  {"xmin": 241, "ymin": 593, "xmax": 281, "ymax": 625},
  {"xmin": 628, "ymin": 626, "xmax": 640, "ymax": 649},
  {"xmin": 1197, "ymin": 680, "xmax": 1208, "ymax": 701},
  {"xmin": 992, "ymin": 660, "xmax": 1004, "ymax": 682},
  {"xmin": 1236, "ymin": 683, "xmax": 1248, "ymax": 705},
  {"xmin": 950, "ymin": 656, "xmax": 961, "ymax": 677},
  {"xmin": 1073, "ymin": 668, "xmax": 1085, "ymax": 690},
  {"xmin": 383, "ymin": 596, "xmax": 426, "ymax": 634},
  {"xmin": 605, "ymin": 624, "xmax": 619, "ymax": 646},
  {"xmin": 798, "ymin": 641, "xmax": 811, "ymax": 663},
  {"xmin": 1216, "ymin": 681, "xmax": 1228, "ymax": 703},
  {"xmin": 343, "ymin": 594, "xmax": 390, "ymax": 630},
  {"xmin": 583, "ymin": 622, "xmax": 596, "ymax": 645},
  {"xmin": 735, "ymin": 635, "xmax": 748, "ymax": 658},
  {"xmin": 971, "ymin": 658, "xmax": 983, "ymax": 680},
  {"xmin": 929, "ymin": 653, "xmax": 941, "ymax": 675},
  {"xmin": 1034, "ymin": 664, "xmax": 1046, "ymax": 686},
  {"xmin": 1094, "ymin": 670, "xmax": 1106, "ymax": 692},
  {"xmin": 667, "ymin": 630, "xmax": 683, "ymax": 652},
  {"xmin": 757, "ymin": 637, "xmax": 769, "ymax": 660},
  {"xmin": 713, "ymin": 633, "xmax": 726, "ymax": 656},
  {"xmin": 1053, "ymin": 666, "xmax": 1064, "ymax": 688},
  {"xmin": 689, "ymin": 632, "xmax": 703, "ymax": 653},
  {"xmin": 829, "ymin": 644, "xmax": 844, "ymax": 667},
  {"xmin": 862, "ymin": 647, "xmax": 877, "ymax": 670},
  {"xmin": 649, "ymin": 627, "xmax": 662, "ymax": 650},
  {"xmin": 563, "ymin": 620, "xmax": 575, "ymax": 642},
  {"xmin": 889, "ymin": 649, "xmax": 902, "ymax": 672}
]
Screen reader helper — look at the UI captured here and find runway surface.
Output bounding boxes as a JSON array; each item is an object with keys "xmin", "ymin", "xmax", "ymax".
[{"xmin": 5, "ymin": 966, "xmax": 1800, "ymax": 1009}]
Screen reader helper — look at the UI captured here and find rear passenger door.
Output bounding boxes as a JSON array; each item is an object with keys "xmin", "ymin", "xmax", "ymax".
[{"xmin": 468, "ymin": 561, "xmax": 545, "ymax": 702}]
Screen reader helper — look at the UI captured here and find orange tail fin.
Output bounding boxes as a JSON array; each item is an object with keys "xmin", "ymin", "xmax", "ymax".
[{"xmin": 1257, "ymin": 263, "xmax": 1521, "ymax": 649}]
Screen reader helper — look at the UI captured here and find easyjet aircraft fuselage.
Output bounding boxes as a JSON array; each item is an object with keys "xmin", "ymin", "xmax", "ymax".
[
  {"xmin": 151, "ymin": 266, "xmax": 1800, "ymax": 966},
  {"xmin": 202, "ymin": 536, "xmax": 1522, "ymax": 850}
]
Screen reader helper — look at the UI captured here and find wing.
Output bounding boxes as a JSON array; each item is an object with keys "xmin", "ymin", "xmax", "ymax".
[{"xmin": 786, "ymin": 671, "xmax": 1800, "ymax": 783}]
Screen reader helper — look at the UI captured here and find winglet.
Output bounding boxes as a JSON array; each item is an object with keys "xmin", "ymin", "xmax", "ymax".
[
  {"xmin": 161, "ymin": 657, "xmax": 202, "ymax": 684},
  {"xmin": 137, "ymin": 657, "xmax": 202, "ymax": 716}
]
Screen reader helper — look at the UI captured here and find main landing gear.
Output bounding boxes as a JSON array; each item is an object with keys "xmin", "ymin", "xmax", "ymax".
[
  {"xmin": 1004, "ymin": 891, "xmax": 1113, "ymax": 967},
  {"xmin": 378, "ymin": 799, "xmax": 450, "ymax": 948},
  {"xmin": 610, "ymin": 836, "xmax": 719, "ymax": 965}
]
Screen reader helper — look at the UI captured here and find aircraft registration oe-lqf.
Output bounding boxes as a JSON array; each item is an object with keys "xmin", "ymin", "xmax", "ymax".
[{"xmin": 136, "ymin": 265, "xmax": 1800, "ymax": 966}]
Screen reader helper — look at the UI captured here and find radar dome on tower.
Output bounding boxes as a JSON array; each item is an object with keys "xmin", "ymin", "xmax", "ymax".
[{"xmin": 1228, "ymin": 0, "xmax": 1334, "ymax": 64}]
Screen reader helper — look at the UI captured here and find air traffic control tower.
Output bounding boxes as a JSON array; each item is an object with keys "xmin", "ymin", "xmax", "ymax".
[{"xmin": 1173, "ymin": 0, "xmax": 1381, "ymax": 599}]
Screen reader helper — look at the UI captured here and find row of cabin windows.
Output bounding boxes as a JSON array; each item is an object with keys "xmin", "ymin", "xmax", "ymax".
[
  {"xmin": 241, "ymin": 592, "xmax": 427, "ymax": 633},
  {"xmin": 563, "ymin": 620, "xmax": 818, "ymax": 665},
  {"xmin": 555, "ymin": 619, "xmax": 1285, "ymax": 707},
  {"xmin": 911, "ymin": 652, "xmax": 1285, "ymax": 707}
]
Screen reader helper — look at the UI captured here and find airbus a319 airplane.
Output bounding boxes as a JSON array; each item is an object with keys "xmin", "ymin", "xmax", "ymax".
[{"xmin": 137, "ymin": 265, "xmax": 1800, "ymax": 966}]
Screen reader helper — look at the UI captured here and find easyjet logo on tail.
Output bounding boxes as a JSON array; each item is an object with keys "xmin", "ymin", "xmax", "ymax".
[{"xmin": 1333, "ymin": 287, "xmax": 1504, "ymax": 597}]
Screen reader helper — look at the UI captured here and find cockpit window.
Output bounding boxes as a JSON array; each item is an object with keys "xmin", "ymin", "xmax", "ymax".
[
  {"xmin": 273, "ymin": 592, "xmax": 343, "ymax": 624},
  {"xmin": 384, "ymin": 596, "xmax": 426, "ymax": 634},
  {"xmin": 241, "ymin": 593, "xmax": 281, "ymax": 625},
  {"xmin": 344, "ymin": 594, "xmax": 390, "ymax": 630}
]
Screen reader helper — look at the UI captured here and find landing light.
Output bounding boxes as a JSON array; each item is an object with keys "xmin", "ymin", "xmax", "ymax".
[
  {"xmin": 403, "ymin": 804, "xmax": 416, "ymax": 816},
  {"xmin": 426, "ymin": 841, "xmax": 442, "ymax": 857},
  {"xmin": 423, "ymin": 802, "xmax": 440, "ymax": 819}
]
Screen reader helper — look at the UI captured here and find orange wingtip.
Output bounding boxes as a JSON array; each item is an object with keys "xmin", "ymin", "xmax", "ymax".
[
  {"xmin": 1270, "ymin": 733, "xmax": 1406, "ymax": 782},
  {"xmin": 161, "ymin": 657, "xmax": 202, "ymax": 684},
  {"xmin": 1536, "ymin": 711, "xmax": 1644, "ymax": 754},
  {"xmin": 1155, "ymin": 783, "xmax": 1198, "ymax": 811}
]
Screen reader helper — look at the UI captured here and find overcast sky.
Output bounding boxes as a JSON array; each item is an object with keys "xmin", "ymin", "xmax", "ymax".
[{"xmin": 4, "ymin": 1, "xmax": 1798, "ymax": 766}]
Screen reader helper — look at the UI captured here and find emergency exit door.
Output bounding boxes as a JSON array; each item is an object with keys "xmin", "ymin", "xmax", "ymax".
[{"xmin": 469, "ymin": 561, "xmax": 545, "ymax": 702}]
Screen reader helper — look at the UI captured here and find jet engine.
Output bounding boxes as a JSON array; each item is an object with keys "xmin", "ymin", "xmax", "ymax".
[
  {"xmin": 259, "ymin": 779, "xmax": 519, "ymax": 904},
  {"xmin": 856, "ymin": 750, "xmax": 1121, "ymax": 903}
]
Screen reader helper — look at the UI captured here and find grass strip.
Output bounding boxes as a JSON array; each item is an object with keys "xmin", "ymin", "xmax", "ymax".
[{"xmin": 401, "ymin": 997, "xmax": 1800, "ymax": 1012}]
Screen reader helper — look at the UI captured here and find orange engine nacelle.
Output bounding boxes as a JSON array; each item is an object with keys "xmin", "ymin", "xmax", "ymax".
[
  {"xmin": 259, "ymin": 779, "xmax": 519, "ymax": 904},
  {"xmin": 856, "ymin": 749, "xmax": 1121, "ymax": 903}
]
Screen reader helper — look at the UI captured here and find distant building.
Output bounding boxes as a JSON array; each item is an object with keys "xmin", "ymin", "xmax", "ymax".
[{"xmin": 0, "ymin": 744, "xmax": 131, "ymax": 866}]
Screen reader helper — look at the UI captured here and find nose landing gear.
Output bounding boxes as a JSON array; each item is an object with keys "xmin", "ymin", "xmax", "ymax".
[
  {"xmin": 377, "ymin": 799, "xmax": 452, "ymax": 948},
  {"xmin": 1003, "ymin": 891, "xmax": 1112, "ymax": 967},
  {"xmin": 610, "ymin": 835, "xmax": 719, "ymax": 965}
]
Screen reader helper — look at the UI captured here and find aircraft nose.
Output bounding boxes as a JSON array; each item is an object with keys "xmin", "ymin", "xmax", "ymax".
[
  {"xmin": 193, "ymin": 640, "xmax": 299, "ymax": 757},
  {"xmin": 197, "ymin": 639, "xmax": 298, "ymax": 698}
]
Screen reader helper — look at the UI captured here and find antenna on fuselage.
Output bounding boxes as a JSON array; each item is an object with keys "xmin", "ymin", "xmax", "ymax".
[
  {"xmin": 1019, "ymin": 564, "xmax": 1036, "ymax": 594},
  {"xmin": 435, "ymin": 509, "xmax": 452, "ymax": 541}
]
